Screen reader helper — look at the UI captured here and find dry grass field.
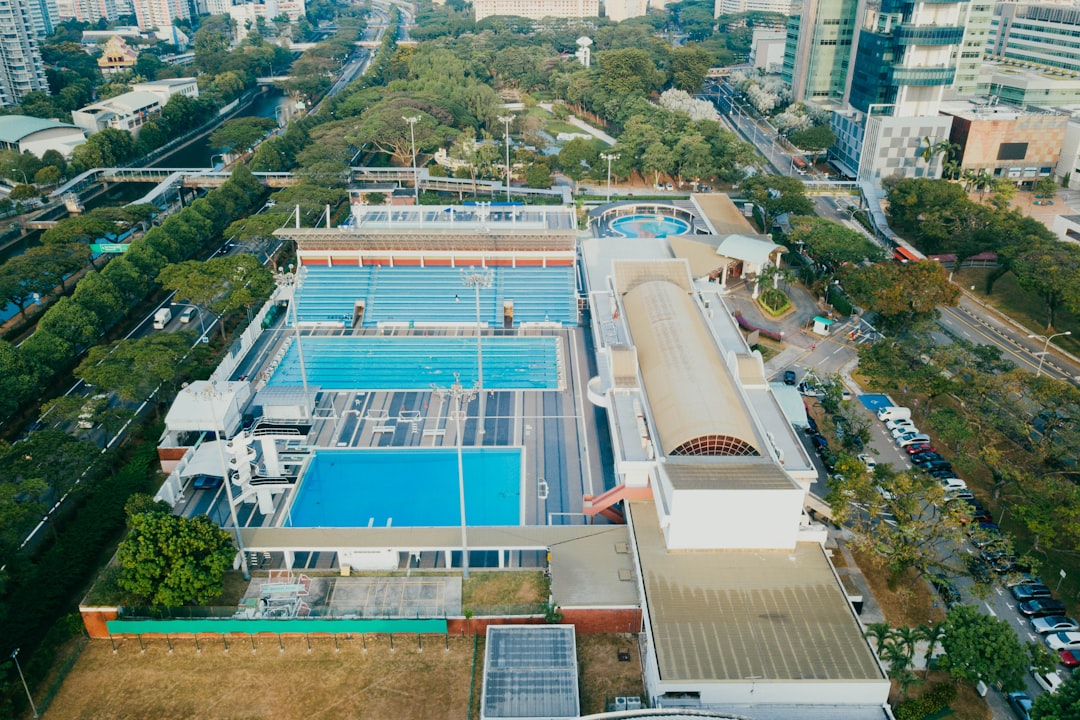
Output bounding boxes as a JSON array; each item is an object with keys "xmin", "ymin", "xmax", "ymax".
[
  {"xmin": 45, "ymin": 634, "xmax": 477, "ymax": 720},
  {"xmin": 42, "ymin": 632, "xmax": 643, "ymax": 720}
]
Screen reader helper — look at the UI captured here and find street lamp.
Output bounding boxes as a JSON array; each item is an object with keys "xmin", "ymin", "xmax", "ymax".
[
  {"xmin": 10, "ymin": 167, "xmax": 28, "ymax": 184},
  {"xmin": 430, "ymin": 375, "xmax": 478, "ymax": 579},
  {"xmin": 497, "ymin": 114, "xmax": 514, "ymax": 202},
  {"xmin": 402, "ymin": 115, "xmax": 420, "ymax": 203},
  {"xmin": 1026, "ymin": 330, "xmax": 1072, "ymax": 377},
  {"xmin": 11, "ymin": 648, "xmax": 39, "ymax": 718},
  {"xmin": 600, "ymin": 152, "xmax": 620, "ymax": 203},
  {"xmin": 460, "ymin": 266, "xmax": 494, "ymax": 392}
]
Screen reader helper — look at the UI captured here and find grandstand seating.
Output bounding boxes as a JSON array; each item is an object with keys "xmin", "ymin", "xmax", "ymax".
[{"xmin": 293, "ymin": 265, "xmax": 578, "ymax": 326}]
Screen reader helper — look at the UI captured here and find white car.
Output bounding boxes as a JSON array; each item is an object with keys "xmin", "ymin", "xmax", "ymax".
[
  {"xmin": 885, "ymin": 419, "xmax": 915, "ymax": 432},
  {"xmin": 891, "ymin": 425, "xmax": 921, "ymax": 439},
  {"xmin": 857, "ymin": 454, "xmax": 877, "ymax": 471},
  {"xmin": 897, "ymin": 433, "xmax": 931, "ymax": 448},
  {"xmin": 876, "ymin": 485, "xmax": 895, "ymax": 501},
  {"xmin": 1031, "ymin": 616, "xmax": 1079, "ymax": 635},
  {"xmin": 940, "ymin": 478, "xmax": 968, "ymax": 493},
  {"xmin": 1032, "ymin": 668, "xmax": 1064, "ymax": 694},
  {"xmin": 1045, "ymin": 631, "xmax": 1080, "ymax": 651}
]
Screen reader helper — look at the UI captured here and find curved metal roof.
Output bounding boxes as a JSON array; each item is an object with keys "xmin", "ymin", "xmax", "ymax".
[
  {"xmin": 622, "ymin": 279, "xmax": 760, "ymax": 457},
  {"xmin": 0, "ymin": 115, "xmax": 80, "ymax": 144}
]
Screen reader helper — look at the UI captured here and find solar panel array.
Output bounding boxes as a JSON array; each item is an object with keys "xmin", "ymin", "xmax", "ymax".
[{"xmin": 482, "ymin": 626, "xmax": 580, "ymax": 720}]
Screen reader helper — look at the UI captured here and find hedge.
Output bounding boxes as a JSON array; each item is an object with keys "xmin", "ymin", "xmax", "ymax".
[{"xmin": 895, "ymin": 682, "xmax": 958, "ymax": 720}]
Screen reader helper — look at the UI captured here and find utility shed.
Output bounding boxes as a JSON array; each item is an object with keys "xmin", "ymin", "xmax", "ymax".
[{"xmin": 481, "ymin": 626, "xmax": 580, "ymax": 720}]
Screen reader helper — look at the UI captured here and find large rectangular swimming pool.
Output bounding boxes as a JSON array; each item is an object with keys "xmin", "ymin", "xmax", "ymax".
[
  {"xmin": 286, "ymin": 448, "xmax": 523, "ymax": 528},
  {"xmin": 265, "ymin": 336, "xmax": 560, "ymax": 391}
]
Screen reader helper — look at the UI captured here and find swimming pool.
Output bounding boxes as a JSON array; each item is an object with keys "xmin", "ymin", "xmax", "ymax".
[
  {"xmin": 265, "ymin": 336, "xmax": 561, "ymax": 390},
  {"xmin": 610, "ymin": 214, "xmax": 691, "ymax": 238},
  {"xmin": 286, "ymin": 448, "xmax": 522, "ymax": 527}
]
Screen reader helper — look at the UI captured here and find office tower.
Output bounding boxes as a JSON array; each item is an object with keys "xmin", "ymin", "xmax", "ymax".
[
  {"xmin": 949, "ymin": 0, "xmax": 993, "ymax": 98},
  {"xmin": 782, "ymin": 0, "xmax": 861, "ymax": 106},
  {"xmin": 0, "ymin": 0, "xmax": 50, "ymax": 107},
  {"xmin": 133, "ymin": 0, "xmax": 189, "ymax": 32},
  {"xmin": 716, "ymin": 0, "xmax": 795, "ymax": 14},
  {"xmin": 989, "ymin": 3, "xmax": 1080, "ymax": 75}
]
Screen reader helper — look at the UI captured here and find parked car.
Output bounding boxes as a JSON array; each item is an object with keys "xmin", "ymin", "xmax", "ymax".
[
  {"xmin": 877, "ymin": 406, "xmax": 911, "ymax": 421},
  {"xmin": 1020, "ymin": 599, "xmax": 1067, "ymax": 617},
  {"xmin": 939, "ymin": 478, "xmax": 968, "ymax": 493},
  {"xmin": 1045, "ymin": 631, "xmax": 1080, "ymax": 651},
  {"xmin": 876, "ymin": 484, "xmax": 895, "ymax": 501},
  {"xmin": 1059, "ymin": 649, "xmax": 1080, "ymax": 668},
  {"xmin": 928, "ymin": 574, "xmax": 961, "ymax": 607},
  {"xmin": 911, "ymin": 452, "xmax": 945, "ymax": 465},
  {"xmin": 1032, "ymin": 668, "xmax": 1064, "ymax": 694},
  {"xmin": 1007, "ymin": 691, "xmax": 1033, "ymax": 720},
  {"xmin": 783, "ymin": 369, "xmax": 797, "ymax": 385},
  {"xmin": 805, "ymin": 416, "xmax": 818, "ymax": 434},
  {"xmin": 905, "ymin": 443, "xmax": 935, "ymax": 455},
  {"xmin": 897, "ymin": 433, "xmax": 932, "ymax": 448},
  {"xmin": 1031, "ymin": 616, "xmax": 1079, "ymax": 635},
  {"xmin": 886, "ymin": 418, "xmax": 916, "ymax": 433},
  {"xmin": 966, "ymin": 555, "xmax": 994, "ymax": 584},
  {"xmin": 930, "ymin": 469, "xmax": 962, "ymax": 481},
  {"xmin": 857, "ymin": 454, "xmax": 877, "ymax": 471},
  {"xmin": 1004, "ymin": 574, "xmax": 1043, "ymax": 589},
  {"xmin": 797, "ymin": 381, "xmax": 824, "ymax": 398},
  {"xmin": 922, "ymin": 459, "xmax": 954, "ymax": 473},
  {"xmin": 810, "ymin": 434, "xmax": 829, "ymax": 453},
  {"xmin": 891, "ymin": 425, "xmax": 921, "ymax": 439},
  {"xmin": 1012, "ymin": 584, "xmax": 1054, "ymax": 602}
]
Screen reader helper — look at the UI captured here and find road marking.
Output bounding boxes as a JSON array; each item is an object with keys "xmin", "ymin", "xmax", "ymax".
[
  {"xmin": 984, "ymin": 603, "xmax": 996, "ymax": 616},
  {"xmin": 995, "ymin": 587, "xmax": 1004, "ymax": 595}
]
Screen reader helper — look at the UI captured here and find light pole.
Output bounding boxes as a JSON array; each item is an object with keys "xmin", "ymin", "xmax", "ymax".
[
  {"xmin": 460, "ymin": 266, "xmax": 494, "ymax": 390},
  {"xmin": 600, "ymin": 152, "xmax": 619, "ymax": 203},
  {"xmin": 402, "ymin": 115, "xmax": 420, "ymax": 203},
  {"xmin": 1027, "ymin": 331, "xmax": 1071, "ymax": 377},
  {"xmin": 11, "ymin": 648, "xmax": 39, "ymax": 718},
  {"xmin": 431, "ymin": 375, "xmax": 478, "ymax": 579},
  {"xmin": 497, "ymin": 114, "xmax": 514, "ymax": 202},
  {"xmin": 10, "ymin": 167, "xmax": 28, "ymax": 184}
]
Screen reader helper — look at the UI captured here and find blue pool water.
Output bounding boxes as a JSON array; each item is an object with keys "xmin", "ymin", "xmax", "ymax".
[
  {"xmin": 287, "ymin": 448, "xmax": 522, "ymax": 527},
  {"xmin": 610, "ymin": 214, "xmax": 691, "ymax": 238},
  {"xmin": 266, "ymin": 336, "xmax": 560, "ymax": 390}
]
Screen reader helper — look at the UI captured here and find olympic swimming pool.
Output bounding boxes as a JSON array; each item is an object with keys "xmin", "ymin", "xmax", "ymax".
[
  {"xmin": 610, "ymin": 214, "xmax": 691, "ymax": 238},
  {"xmin": 265, "ymin": 336, "xmax": 561, "ymax": 390},
  {"xmin": 286, "ymin": 448, "xmax": 522, "ymax": 527}
]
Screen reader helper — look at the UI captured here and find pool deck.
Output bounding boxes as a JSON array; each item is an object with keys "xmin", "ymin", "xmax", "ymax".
[{"xmin": 179, "ymin": 324, "xmax": 609, "ymax": 571}]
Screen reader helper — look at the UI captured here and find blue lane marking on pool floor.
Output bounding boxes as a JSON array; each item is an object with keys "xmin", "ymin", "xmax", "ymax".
[{"xmin": 266, "ymin": 336, "xmax": 560, "ymax": 391}]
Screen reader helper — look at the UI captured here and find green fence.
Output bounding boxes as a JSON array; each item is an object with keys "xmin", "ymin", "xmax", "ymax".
[{"xmin": 107, "ymin": 617, "xmax": 447, "ymax": 636}]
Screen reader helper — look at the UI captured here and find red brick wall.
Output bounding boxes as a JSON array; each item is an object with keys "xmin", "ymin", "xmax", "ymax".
[{"xmin": 446, "ymin": 608, "xmax": 641, "ymax": 636}]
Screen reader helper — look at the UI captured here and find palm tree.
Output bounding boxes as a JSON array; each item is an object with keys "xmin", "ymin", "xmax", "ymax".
[
  {"xmin": 918, "ymin": 137, "xmax": 953, "ymax": 177},
  {"xmin": 919, "ymin": 622, "xmax": 947, "ymax": 678},
  {"xmin": 864, "ymin": 622, "xmax": 892, "ymax": 658}
]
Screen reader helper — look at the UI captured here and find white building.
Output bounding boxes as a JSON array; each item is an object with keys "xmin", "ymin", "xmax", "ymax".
[
  {"xmin": 0, "ymin": 0, "xmax": 50, "ymax": 107},
  {"xmin": 716, "ymin": 0, "xmax": 794, "ymax": 15},
  {"xmin": 580, "ymin": 194, "xmax": 890, "ymax": 713},
  {"xmin": 473, "ymin": 0, "xmax": 600, "ymax": 20},
  {"xmin": 132, "ymin": 0, "xmax": 189, "ymax": 34},
  {"xmin": 0, "ymin": 115, "xmax": 85, "ymax": 158},
  {"xmin": 71, "ymin": 79, "xmax": 197, "ymax": 137},
  {"xmin": 228, "ymin": 0, "xmax": 306, "ymax": 38},
  {"xmin": 750, "ymin": 28, "xmax": 787, "ymax": 73},
  {"xmin": 605, "ymin": 0, "xmax": 646, "ymax": 21},
  {"xmin": 64, "ymin": 0, "xmax": 117, "ymax": 24}
]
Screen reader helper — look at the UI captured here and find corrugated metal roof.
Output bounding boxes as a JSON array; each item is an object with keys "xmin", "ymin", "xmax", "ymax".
[
  {"xmin": 662, "ymin": 459, "xmax": 799, "ymax": 491},
  {"xmin": 0, "ymin": 115, "xmax": 80, "ymax": 144},
  {"xmin": 629, "ymin": 501, "xmax": 884, "ymax": 683},
  {"xmin": 621, "ymin": 276, "xmax": 761, "ymax": 456},
  {"xmin": 691, "ymin": 193, "xmax": 761, "ymax": 236},
  {"xmin": 482, "ymin": 626, "xmax": 580, "ymax": 720}
]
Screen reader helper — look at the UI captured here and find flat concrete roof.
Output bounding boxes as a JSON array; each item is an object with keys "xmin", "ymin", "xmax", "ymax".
[
  {"xmin": 691, "ymin": 193, "xmax": 761, "ymax": 237},
  {"xmin": 662, "ymin": 458, "xmax": 800, "ymax": 491},
  {"xmin": 548, "ymin": 525, "xmax": 638, "ymax": 607},
  {"xmin": 629, "ymin": 500, "xmax": 884, "ymax": 684}
]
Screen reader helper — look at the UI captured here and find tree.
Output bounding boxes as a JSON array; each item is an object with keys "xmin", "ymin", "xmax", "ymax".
[
  {"xmin": 352, "ymin": 104, "xmax": 439, "ymax": 167},
  {"xmin": 597, "ymin": 48, "xmax": 664, "ymax": 96},
  {"xmin": 75, "ymin": 333, "xmax": 194, "ymax": 402},
  {"xmin": 33, "ymin": 165, "xmax": 61, "ymax": 187},
  {"xmin": 157, "ymin": 254, "xmax": 274, "ymax": 340},
  {"xmin": 1032, "ymin": 671, "xmax": 1080, "ymax": 719},
  {"xmin": 740, "ymin": 174, "xmax": 814, "ymax": 233},
  {"xmin": 116, "ymin": 508, "xmax": 235, "ymax": 607},
  {"xmin": 787, "ymin": 124, "xmax": 837, "ymax": 163},
  {"xmin": 524, "ymin": 162, "xmax": 552, "ymax": 189},
  {"xmin": 558, "ymin": 137, "xmax": 601, "ymax": 190},
  {"xmin": 0, "ymin": 429, "xmax": 100, "ymax": 498},
  {"xmin": 786, "ymin": 216, "xmax": 886, "ymax": 270},
  {"xmin": 9, "ymin": 183, "xmax": 38, "ymax": 201},
  {"xmin": 209, "ymin": 117, "xmax": 278, "ymax": 156},
  {"xmin": 669, "ymin": 45, "xmax": 712, "ymax": 93},
  {"xmin": 1010, "ymin": 243, "xmax": 1080, "ymax": 330},
  {"xmin": 642, "ymin": 141, "xmax": 675, "ymax": 189},
  {"xmin": 938, "ymin": 604, "xmax": 1039, "ymax": 691},
  {"xmin": 839, "ymin": 261, "xmax": 960, "ymax": 332},
  {"xmin": 1034, "ymin": 177, "xmax": 1057, "ymax": 199},
  {"xmin": 826, "ymin": 463, "xmax": 970, "ymax": 585}
]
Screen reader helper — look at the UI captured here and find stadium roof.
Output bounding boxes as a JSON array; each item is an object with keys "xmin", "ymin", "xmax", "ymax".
[{"xmin": 0, "ymin": 116, "xmax": 81, "ymax": 144}]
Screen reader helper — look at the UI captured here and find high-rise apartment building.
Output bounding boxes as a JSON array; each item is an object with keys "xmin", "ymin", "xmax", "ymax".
[
  {"xmin": 25, "ymin": 0, "xmax": 59, "ymax": 36},
  {"xmin": 0, "ymin": 0, "xmax": 50, "ymax": 107},
  {"xmin": 782, "ymin": 0, "xmax": 861, "ymax": 105},
  {"xmin": 133, "ymin": 0, "xmax": 190, "ymax": 32},
  {"xmin": 605, "ymin": 0, "xmax": 646, "ymax": 21},
  {"xmin": 69, "ymin": 0, "xmax": 117, "ymax": 23},
  {"xmin": 473, "ymin": 0, "xmax": 600, "ymax": 20},
  {"xmin": 715, "ymin": 0, "xmax": 795, "ymax": 15}
]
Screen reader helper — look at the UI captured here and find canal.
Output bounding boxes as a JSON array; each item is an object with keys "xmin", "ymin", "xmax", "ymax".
[{"xmin": 150, "ymin": 88, "xmax": 291, "ymax": 169}]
